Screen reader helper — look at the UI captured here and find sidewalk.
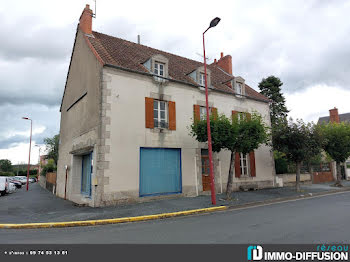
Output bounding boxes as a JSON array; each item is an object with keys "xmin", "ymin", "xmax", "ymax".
[{"xmin": 1, "ymin": 182, "xmax": 350, "ymax": 224}]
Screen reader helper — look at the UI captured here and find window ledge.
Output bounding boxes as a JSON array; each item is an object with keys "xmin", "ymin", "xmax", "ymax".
[{"xmin": 150, "ymin": 128, "xmax": 172, "ymax": 134}]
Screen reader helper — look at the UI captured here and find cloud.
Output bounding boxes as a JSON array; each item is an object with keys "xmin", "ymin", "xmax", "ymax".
[
  {"xmin": 0, "ymin": 142, "xmax": 43, "ymax": 165},
  {"xmin": 0, "ymin": 0, "xmax": 349, "ymax": 165},
  {"xmin": 285, "ymin": 84, "xmax": 350, "ymax": 123},
  {"xmin": 0, "ymin": 104, "xmax": 60, "ymax": 150}
]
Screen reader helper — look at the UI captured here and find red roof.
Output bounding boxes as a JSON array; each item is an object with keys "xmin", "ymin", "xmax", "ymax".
[{"xmin": 86, "ymin": 30, "xmax": 269, "ymax": 102}]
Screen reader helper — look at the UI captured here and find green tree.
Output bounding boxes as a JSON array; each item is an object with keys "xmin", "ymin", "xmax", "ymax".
[
  {"xmin": 0, "ymin": 159, "xmax": 12, "ymax": 172},
  {"xmin": 259, "ymin": 76, "xmax": 289, "ymax": 128},
  {"xmin": 44, "ymin": 134, "xmax": 59, "ymax": 165},
  {"xmin": 319, "ymin": 122, "xmax": 350, "ymax": 186},
  {"xmin": 273, "ymin": 119, "xmax": 323, "ymax": 191},
  {"xmin": 41, "ymin": 159, "xmax": 56, "ymax": 176},
  {"xmin": 190, "ymin": 112, "xmax": 269, "ymax": 199}
]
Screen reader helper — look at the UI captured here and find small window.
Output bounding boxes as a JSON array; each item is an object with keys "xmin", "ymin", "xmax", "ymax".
[
  {"xmin": 240, "ymin": 153, "xmax": 250, "ymax": 176},
  {"xmin": 200, "ymin": 106, "xmax": 212, "ymax": 120},
  {"xmin": 199, "ymin": 73, "xmax": 205, "ymax": 86},
  {"xmin": 237, "ymin": 112, "xmax": 247, "ymax": 122},
  {"xmin": 154, "ymin": 62, "xmax": 165, "ymax": 77},
  {"xmin": 154, "ymin": 100, "xmax": 168, "ymax": 128},
  {"xmin": 236, "ymin": 82, "xmax": 243, "ymax": 96}
]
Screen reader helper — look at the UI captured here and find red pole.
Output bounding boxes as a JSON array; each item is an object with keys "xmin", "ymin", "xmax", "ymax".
[
  {"xmin": 203, "ymin": 31, "xmax": 216, "ymax": 205},
  {"xmin": 26, "ymin": 119, "xmax": 32, "ymax": 191}
]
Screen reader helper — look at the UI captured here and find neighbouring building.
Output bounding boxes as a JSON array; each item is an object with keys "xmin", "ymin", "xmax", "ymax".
[
  {"xmin": 56, "ymin": 4, "xmax": 275, "ymax": 207},
  {"xmin": 40, "ymin": 155, "xmax": 49, "ymax": 166},
  {"xmin": 318, "ymin": 107, "xmax": 350, "ymax": 180}
]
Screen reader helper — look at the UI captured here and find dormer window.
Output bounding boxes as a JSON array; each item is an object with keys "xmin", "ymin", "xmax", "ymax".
[
  {"xmin": 236, "ymin": 82, "xmax": 243, "ymax": 95},
  {"xmin": 233, "ymin": 76, "xmax": 246, "ymax": 98},
  {"xmin": 154, "ymin": 62, "xmax": 165, "ymax": 77},
  {"xmin": 199, "ymin": 73, "xmax": 205, "ymax": 86},
  {"xmin": 142, "ymin": 54, "xmax": 169, "ymax": 83},
  {"xmin": 187, "ymin": 66, "xmax": 211, "ymax": 88}
]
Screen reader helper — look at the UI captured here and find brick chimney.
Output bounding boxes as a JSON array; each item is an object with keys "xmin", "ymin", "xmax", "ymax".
[
  {"xmin": 329, "ymin": 107, "xmax": 340, "ymax": 123},
  {"xmin": 216, "ymin": 52, "xmax": 232, "ymax": 75},
  {"xmin": 79, "ymin": 4, "xmax": 93, "ymax": 35}
]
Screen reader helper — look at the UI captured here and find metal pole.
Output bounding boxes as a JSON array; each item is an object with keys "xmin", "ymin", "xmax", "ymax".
[
  {"xmin": 38, "ymin": 148, "xmax": 41, "ymax": 182},
  {"xmin": 203, "ymin": 31, "xmax": 216, "ymax": 205},
  {"xmin": 26, "ymin": 119, "xmax": 32, "ymax": 191}
]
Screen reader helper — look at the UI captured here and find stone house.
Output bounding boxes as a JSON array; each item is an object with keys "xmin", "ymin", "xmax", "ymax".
[
  {"xmin": 56, "ymin": 4, "xmax": 275, "ymax": 207},
  {"xmin": 318, "ymin": 107, "xmax": 350, "ymax": 180}
]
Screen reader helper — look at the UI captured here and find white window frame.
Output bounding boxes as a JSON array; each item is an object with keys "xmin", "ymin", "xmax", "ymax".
[
  {"xmin": 200, "ymin": 106, "xmax": 212, "ymax": 120},
  {"xmin": 154, "ymin": 62, "xmax": 165, "ymax": 78},
  {"xmin": 240, "ymin": 153, "xmax": 250, "ymax": 177},
  {"xmin": 199, "ymin": 72, "xmax": 205, "ymax": 86},
  {"xmin": 237, "ymin": 112, "xmax": 247, "ymax": 122},
  {"xmin": 236, "ymin": 82, "xmax": 243, "ymax": 96},
  {"xmin": 153, "ymin": 100, "xmax": 168, "ymax": 128}
]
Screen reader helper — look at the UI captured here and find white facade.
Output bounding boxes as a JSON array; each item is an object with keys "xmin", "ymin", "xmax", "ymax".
[{"xmin": 98, "ymin": 67, "xmax": 275, "ymax": 204}]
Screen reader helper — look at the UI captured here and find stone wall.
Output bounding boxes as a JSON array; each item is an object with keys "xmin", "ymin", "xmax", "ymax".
[{"xmin": 277, "ymin": 173, "xmax": 312, "ymax": 187}]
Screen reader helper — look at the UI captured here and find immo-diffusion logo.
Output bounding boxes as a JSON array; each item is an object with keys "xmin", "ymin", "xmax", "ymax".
[
  {"xmin": 247, "ymin": 245, "xmax": 263, "ymax": 261},
  {"xmin": 247, "ymin": 245, "xmax": 348, "ymax": 261}
]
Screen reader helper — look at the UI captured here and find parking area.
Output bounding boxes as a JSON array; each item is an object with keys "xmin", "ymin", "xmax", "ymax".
[{"xmin": 0, "ymin": 176, "xmax": 37, "ymax": 196}]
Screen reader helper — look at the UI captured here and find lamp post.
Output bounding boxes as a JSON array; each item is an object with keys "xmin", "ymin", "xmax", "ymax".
[
  {"xmin": 35, "ymin": 145, "xmax": 41, "ymax": 182},
  {"xmin": 203, "ymin": 17, "xmax": 221, "ymax": 205},
  {"xmin": 22, "ymin": 117, "xmax": 32, "ymax": 191}
]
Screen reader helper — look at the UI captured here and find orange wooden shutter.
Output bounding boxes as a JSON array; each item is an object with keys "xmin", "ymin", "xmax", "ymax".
[
  {"xmin": 235, "ymin": 152, "xmax": 241, "ymax": 178},
  {"xmin": 211, "ymin": 107, "xmax": 218, "ymax": 120},
  {"xmin": 249, "ymin": 151, "xmax": 256, "ymax": 177},
  {"xmin": 193, "ymin": 105, "xmax": 200, "ymax": 122},
  {"xmin": 145, "ymin": 97, "xmax": 154, "ymax": 128},
  {"xmin": 168, "ymin": 101, "xmax": 176, "ymax": 130},
  {"xmin": 232, "ymin": 110, "xmax": 238, "ymax": 120}
]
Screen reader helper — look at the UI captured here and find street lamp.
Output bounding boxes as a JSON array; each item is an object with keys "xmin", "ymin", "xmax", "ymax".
[
  {"xmin": 35, "ymin": 145, "xmax": 41, "ymax": 182},
  {"xmin": 22, "ymin": 117, "xmax": 32, "ymax": 191},
  {"xmin": 203, "ymin": 17, "xmax": 221, "ymax": 205}
]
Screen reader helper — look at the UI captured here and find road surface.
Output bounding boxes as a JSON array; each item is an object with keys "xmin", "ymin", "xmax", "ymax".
[{"xmin": 1, "ymin": 191, "xmax": 350, "ymax": 244}]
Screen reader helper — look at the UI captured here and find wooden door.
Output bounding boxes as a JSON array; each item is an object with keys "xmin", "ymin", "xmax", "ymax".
[{"xmin": 201, "ymin": 149, "xmax": 211, "ymax": 191}]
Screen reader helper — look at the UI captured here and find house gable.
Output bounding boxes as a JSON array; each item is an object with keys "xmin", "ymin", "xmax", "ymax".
[{"xmin": 59, "ymin": 28, "xmax": 102, "ymax": 139}]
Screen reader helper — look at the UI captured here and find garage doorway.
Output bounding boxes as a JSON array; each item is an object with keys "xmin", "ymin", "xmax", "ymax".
[{"xmin": 140, "ymin": 148, "xmax": 182, "ymax": 196}]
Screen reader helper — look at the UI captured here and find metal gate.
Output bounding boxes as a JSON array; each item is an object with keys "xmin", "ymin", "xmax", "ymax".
[{"xmin": 140, "ymin": 148, "xmax": 182, "ymax": 196}]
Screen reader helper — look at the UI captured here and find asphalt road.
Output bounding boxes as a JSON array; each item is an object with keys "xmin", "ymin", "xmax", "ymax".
[{"xmin": 1, "ymin": 191, "xmax": 350, "ymax": 244}]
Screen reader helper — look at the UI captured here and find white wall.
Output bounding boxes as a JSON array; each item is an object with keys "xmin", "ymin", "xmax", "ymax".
[{"xmin": 102, "ymin": 67, "xmax": 275, "ymax": 200}]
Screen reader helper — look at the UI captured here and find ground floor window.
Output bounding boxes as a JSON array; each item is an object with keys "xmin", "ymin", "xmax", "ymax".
[{"xmin": 240, "ymin": 153, "xmax": 250, "ymax": 176}]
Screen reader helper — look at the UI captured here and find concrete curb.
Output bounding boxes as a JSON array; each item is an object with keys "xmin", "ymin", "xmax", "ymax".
[{"xmin": 0, "ymin": 206, "xmax": 228, "ymax": 229}]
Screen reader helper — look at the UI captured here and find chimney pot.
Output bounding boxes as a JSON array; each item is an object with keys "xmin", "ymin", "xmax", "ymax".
[
  {"xmin": 214, "ymin": 59, "xmax": 217, "ymax": 63},
  {"xmin": 220, "ymin": 52, "xmax": 223, "ymax": 58}
]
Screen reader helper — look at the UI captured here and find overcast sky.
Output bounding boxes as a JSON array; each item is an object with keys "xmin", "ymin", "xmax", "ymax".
[{"xmin": 0, "ymin": 0, "xmax": 350, "ymax": 164}]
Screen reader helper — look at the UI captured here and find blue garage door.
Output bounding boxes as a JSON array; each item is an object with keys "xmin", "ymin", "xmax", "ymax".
[{"xmin": 140, "ymin": 148, "xmax": 182, "ymax": 197}]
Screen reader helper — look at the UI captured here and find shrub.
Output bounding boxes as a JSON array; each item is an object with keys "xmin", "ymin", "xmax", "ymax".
[
  {"xmin": 0, "ymin": 171, "xmax": 15, "ymax": 176},
  {"xmin": 41, "ymin": 159, "xmax": 56, "ymax": 176}
]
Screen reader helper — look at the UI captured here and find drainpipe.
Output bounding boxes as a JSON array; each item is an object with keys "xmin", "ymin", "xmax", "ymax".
[{"xmin": 64, "ymin": 165, "xmax": 69, "ymax": 200}]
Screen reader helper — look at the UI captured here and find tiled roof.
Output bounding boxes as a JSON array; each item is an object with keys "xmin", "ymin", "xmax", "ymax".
[
  {"xmin": 87, "ymin": 31, "xmax": 269, "ymax": 102},
  {"xmin": 317, "ymin": 113, "xmax": 350, "ymax": 124}
]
